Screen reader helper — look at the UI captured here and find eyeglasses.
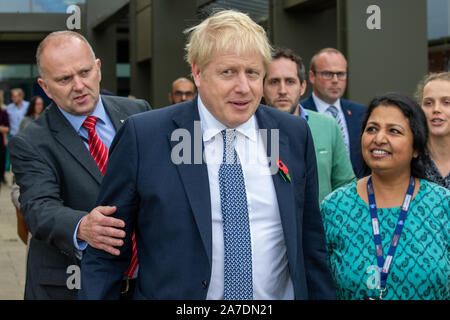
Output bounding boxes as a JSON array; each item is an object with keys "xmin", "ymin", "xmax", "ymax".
[
  {"xmin": 173, "ymin": 90, "xmax": 195, "ymax": 98},
  {"xmin": 315, "ymin": 71, "xmax": 347, "ymax": 81}
]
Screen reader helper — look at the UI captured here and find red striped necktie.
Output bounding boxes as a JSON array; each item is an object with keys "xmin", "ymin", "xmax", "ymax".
[
  {"xmin": 83, "ymin": 116, "xmax": 139, "ymax": 278},
  {"xmin": 83, "ymin": 116, "xmax": 108, "ymax": 174}
]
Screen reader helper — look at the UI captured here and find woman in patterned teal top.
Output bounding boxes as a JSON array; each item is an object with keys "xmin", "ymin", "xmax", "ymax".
[
  {"xmin": 321, "ymin": 179, "xmax": 449, "ymax": 299},
  {"xmin": 321, "ymin": 93, "xmax": 449, "ymax": 300}
]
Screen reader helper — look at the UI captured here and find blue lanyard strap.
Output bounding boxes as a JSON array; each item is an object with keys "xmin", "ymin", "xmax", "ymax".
[{"xmin": 367, "ymin": 175, "xmax": 415, "ymax": 290}]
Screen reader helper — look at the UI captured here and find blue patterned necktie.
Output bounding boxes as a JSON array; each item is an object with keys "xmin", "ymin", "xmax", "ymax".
[
  {"xmin": 219, "ymin": 129, "xmax": 253, "ymax": 300},
  {"xmin": 327, "ymin": 105, "xmax": 350, "ymax": 154}
]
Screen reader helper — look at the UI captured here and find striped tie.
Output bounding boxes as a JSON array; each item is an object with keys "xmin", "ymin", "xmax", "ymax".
[
  {"xmin": 327, "ymin": 105, "xmax": 350, "ymax": 155},
  {"xmin": 83, "ymin": 116, "xmax": 139, "ymax": 279},
  {"xmin": 83, "ymin": 116, "xmax": 108, "ymax": 175},
  {"xmin": 125, "ymin": 232, "xmax": 139, "ymax": 278}
]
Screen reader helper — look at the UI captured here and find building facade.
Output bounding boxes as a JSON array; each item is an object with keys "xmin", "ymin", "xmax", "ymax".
[{"xmin": 0, "ymin": 0, "xmax": 445, "ymax": 108}]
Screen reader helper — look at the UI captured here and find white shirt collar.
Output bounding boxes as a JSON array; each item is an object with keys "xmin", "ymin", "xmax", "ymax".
[
  {"xmin": 312, "ymin": 92, "xmax": 342, "ymax": 113},
  {"xmin": 197, "ymin": 96, "xmax": 258, "ymax": 143}
]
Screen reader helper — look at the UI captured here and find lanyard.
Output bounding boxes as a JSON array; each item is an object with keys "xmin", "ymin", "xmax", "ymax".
[{"xmin": 367, "ymin": 175, "xmax": 415, "ymax": 297}]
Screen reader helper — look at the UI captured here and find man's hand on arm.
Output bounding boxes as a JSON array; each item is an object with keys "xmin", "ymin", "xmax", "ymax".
[{"xmin": 77, "ymin": 206, "xmax": 126, "ymax": 256}]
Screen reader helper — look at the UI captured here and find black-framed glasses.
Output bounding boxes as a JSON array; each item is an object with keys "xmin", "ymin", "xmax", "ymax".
[
  {"xmin": 315, "ymin": 71, "xmax": 347, "ymax": 80},
  {"xmin": 173, "ymin": 90, "xmax": 195, "ymax": 98}
]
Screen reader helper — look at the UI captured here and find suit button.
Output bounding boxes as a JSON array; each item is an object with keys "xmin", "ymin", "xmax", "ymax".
[{"xmin": 202, "ymin": 280, "xmax": 208, "ymax": 289}]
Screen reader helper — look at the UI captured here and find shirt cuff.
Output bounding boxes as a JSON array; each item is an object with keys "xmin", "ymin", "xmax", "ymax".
[{"xmin": 73, "ymin": 216, "xmax": 88, "ymax": 251}]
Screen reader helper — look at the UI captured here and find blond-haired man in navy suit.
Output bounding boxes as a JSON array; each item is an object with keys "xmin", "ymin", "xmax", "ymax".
[{"xmin": 80, "ymin": 10, "xmax": 335, "ymax": 300}]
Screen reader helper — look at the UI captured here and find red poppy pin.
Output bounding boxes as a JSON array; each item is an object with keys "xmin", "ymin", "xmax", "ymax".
[
  {"xmin": 347, "ymin": 110, "xmax": 352, "ymax": 116},
  {"xmin": 277, "ymin": 158, "xmax": 291, "ymax": 183}
]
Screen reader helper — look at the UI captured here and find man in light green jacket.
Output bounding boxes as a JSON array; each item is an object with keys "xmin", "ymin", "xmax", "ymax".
[{"xmin": 263, "ymin": 47, "xmax": 355, "ymax": 203}]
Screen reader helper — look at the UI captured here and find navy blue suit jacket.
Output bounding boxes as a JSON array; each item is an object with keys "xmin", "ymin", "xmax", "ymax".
[
  {"xmin": 300, "ymin": 95, "xmax": 366, "ymax": 176},
  {"xmin": 79, "ymin": 99, "xmax": 336, "ymax": 300}
]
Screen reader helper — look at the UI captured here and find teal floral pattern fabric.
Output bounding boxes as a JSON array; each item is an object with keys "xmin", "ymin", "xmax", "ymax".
[{"xmin": 321, "ymin": 179, "xmax": 449, "ymax": 300}]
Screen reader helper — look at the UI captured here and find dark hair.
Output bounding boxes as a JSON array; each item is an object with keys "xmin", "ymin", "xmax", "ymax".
[
  {"xmin": 359, "ymin": 92, "xmax": 429, "ymax": 179},
  {"xmin": 271, "ymin": 47, "xmax": 306, "ymax": 82},
  {"xmin": 25, "ymin": 96, "xmax": 45, "ymax": 118}
]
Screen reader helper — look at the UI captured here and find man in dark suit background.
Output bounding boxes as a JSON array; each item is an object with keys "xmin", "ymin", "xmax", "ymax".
[
  {"xmin": 300, "ymin": 48, "xmax": 366, "ymax": 175},
  {"xmin": 9, "ymin": 31, "xmax": 150, "ymax": 299},
  {"xmin": 168, "ymin": 77, "xmax": 196, "ymax": 104},
  {"xmin": 80, "ymin": 10, "xmax": 335, "ymax": 300}
]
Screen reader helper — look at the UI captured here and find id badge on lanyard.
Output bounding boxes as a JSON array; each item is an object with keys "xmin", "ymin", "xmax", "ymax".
[{"xmin": 365, "ymin": 175, "xmax": 415, "ymax": 300}]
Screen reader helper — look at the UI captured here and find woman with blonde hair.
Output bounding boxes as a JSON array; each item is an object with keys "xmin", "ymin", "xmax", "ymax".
[{"xmin": 415, "ymin": 72, "xmax": 450, "ymax": 189}]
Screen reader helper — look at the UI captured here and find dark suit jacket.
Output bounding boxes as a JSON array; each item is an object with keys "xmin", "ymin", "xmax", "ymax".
[
  {"xmin": 9, "ymin": 95, "xmax": 150, "ymax": 299},
  {"xmin": 79, "ymin": 99, "xmax": 336, "ymax": 300},
  {"xmin": 300, "ymin": 95, "xmax": 366, "ymax": 176}
]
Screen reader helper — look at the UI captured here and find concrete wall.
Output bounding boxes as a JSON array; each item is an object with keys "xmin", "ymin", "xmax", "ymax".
[
  {"xmin": 149, "ymin": 0, "xmax": 197, "ymax": 108},
  {"xmin": 0, "ymin": 13, "xmax": 68, "ymax": 32},
  {"xmin": 129, "ymin": 0, "xmax": 197, "ymax": 107},
  {"xmin": 270, "ymin": 0, "xmax": 428, "ymax": 105},
  {"xmin": 270, "ymin": 0, "xmax": 338, "ymax": 98},
  {"xmin": 85, "ymin": 0, "xmax": 130, "ymax": 94},
  {"xmin": 0, "ymin": 0, "xmax": 430, "ymax": 109},
  {"xmin": 129, "ymin": 0, "xmax": 151, "ymax": 101},
  {"xmin": 344, "ymin": 0, "xmax": 428, "ymax": 105}
]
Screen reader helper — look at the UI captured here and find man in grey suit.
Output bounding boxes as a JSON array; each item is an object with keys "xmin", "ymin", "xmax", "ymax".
[{"xmin": 9, "ymin": 31, "xmax": 150, "ymax": 299}]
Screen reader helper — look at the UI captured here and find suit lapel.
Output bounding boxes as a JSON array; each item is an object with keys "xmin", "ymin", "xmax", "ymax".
[
  {"xmin": 304, "ymin": 95, "xmax": 318, "ymax": 112},
  {"xmin": 340, "ymin": 99, "xmax": 352, "ymax": 126},
  {"xmin": 255, "ymin": 107, "xmax": 298, "ymax": 274},
  {"xmin": 169, "ymin": 99, "xmax": 213, "ymax": 267},
  {"xmin": 47, "ymin": 103, "xmax": 103, "ymax": 184},
  {"xmin": 340, "ymin": 99, "xmax": 357, "ymax": 148},
  {"xmin": 47, "ymin": 96, "xmax": 129, "ymax": 185},
  {"xmin": 102, "ymin": 95, "xmax": 128, "ymax": 132}
]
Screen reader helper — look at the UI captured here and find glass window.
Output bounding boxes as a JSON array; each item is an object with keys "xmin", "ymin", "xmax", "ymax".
[
  {"xmin": 427, "ymin": 0, "xmax": 450, "ymax": 40},
  {"xmin": 0, "ymin": 0, "xmax": 85, "ymax": 13},
  {"xmin": 0, "ymin": 65, "xmax": 33, "ymax": 80},
  {"xmin": 117, "ymin": 63, "xmax": 130, "ymax": 78}
]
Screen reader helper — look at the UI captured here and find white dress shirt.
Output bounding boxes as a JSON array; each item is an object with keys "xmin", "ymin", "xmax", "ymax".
[
  {"xmin": 6, "ymin": 100, "xmax": 29, "ymax": 136},
  {"xmin": 312, "ymin": 92, "xmax": 350, "ymax": 156},
  {"xmin": 197, "ymin": 97, "xmax": 294, "ymax": 300}
]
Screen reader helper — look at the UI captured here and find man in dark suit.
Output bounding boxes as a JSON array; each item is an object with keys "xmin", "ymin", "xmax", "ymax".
[
  {"xmin": 80, "ymin": 10, "xmax": 335, "ymax": 300},
  {"xmin": 300, "ymin": 48, "xmax": 366, "ymax": 175},
  {"xmin": 9, "ymin": 31, "xmax": 150, "ymax": 299}
]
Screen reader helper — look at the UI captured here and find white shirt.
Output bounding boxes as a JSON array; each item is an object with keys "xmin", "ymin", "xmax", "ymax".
[
  {"xmin": 6, "ymin": 100, "xmax": 29, "ymax": 136},
  {"xmin": 312, "ymin": 92, "xmax": 350, "ymax": 155},
  {"xmin": 197, "ymin": 96, "xmax": 294, "ymax": 300}
]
